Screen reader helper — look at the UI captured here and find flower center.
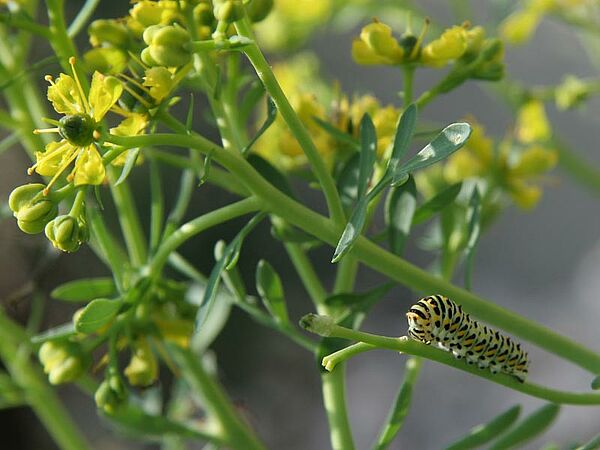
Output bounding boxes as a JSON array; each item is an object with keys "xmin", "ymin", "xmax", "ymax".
[{"xmin": 59, "ymin": 114, "xmax": 96, "ymax": 147}]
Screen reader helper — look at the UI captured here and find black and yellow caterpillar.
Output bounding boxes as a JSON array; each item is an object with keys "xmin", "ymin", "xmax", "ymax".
[{"xmin": 406, "ymin": 295, "xmax": 529, "ymax": 382}]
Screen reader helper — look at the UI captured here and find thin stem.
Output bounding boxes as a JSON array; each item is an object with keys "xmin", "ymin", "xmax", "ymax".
[
  {"xmin": 283, "ymin": 242, "xmax": 328, "ymax": 310},
  {"xmin": 322, "ymin": 342, "xmax": 376, "ymax": 371},
  {"xmin": 233, "ymin": 18, "xmax": 346, "ymax": 227},
  {"xmin": 149, "ymin": 157, "xmax": 164, "ymax": 254},
  {"xmin": 402, "ymin": 66, "xmax": 415, "ymax": 106},
  {"xmin": 168, "ymin": 345, "xmax": 266, "ymax": 450},
  {"xmin": 107, "ymin": 132, "xmax": 600, "ymax": 374},
  {"xmin": 67, "ymin": 0, "xmax": 101, "ymax": 38},
  {"xmin": 554, "ymin": 137, "xmax": 600, "ymax": 196},
  {"xmin": 305, "ymin": 318, "xmax": 600, "ymax": 405},
  {"xmin": 333, "ymin": 257, "xmax": 359, "ymax": 295}
]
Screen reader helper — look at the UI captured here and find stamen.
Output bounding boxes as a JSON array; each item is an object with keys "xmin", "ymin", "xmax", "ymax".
[
  {"xmin": 41, "ymin": 117, "xmax": 61, "ymax": 126},
  {"xmin": 33, "ymin": 127, "xmax": 60, "ymax": 134},
  {"xmin": 27, "ymin": 140, "xmax": 70, "ymax": 175},
  {"xmin": 118, "ymin": 72, "xmax": 148, "ymax": 93},
  {"xmin": 69, "ymin": 57, "xmax": 90, "ymax": 114},
  {"xmin": 43, "ymin": 147, "xmax": 79, "ymax": 195},
  {"xmin": 410, "ymin": 17, "xmax": 430, "ymax": 60},
  {"xmin": 121, "ymin": 83, "xmax": 152, "ymax": 109}
]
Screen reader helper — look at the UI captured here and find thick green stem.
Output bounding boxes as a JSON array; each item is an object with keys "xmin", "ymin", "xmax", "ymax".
[
  {"xmin": 322, "ymin": 368, "xmax": 356, "ymax": 450},
  {"xmin": 0, "ymin": 309, "xmax": 91, "ymax": 450},
  {"xmin": 233, "ymin": 18, "xmax": 346, "ymax": 227},
  {"xmin": 168, "ymin": 345, "xmax": 266, "ymax": 450},
  {"xmin": 305, "ymin": 318, "xmax": 600, "ymax": 405}
]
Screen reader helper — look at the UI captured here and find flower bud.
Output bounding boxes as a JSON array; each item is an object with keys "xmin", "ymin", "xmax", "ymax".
[
  {"xmin": 213, "ymin": 0, "xmax": 245, "ymax": 23},
  {"xmin": 38, "ymin": 341, "xmax": 89, "ymax": 385},
  {"xmin": 89, "ymin": 19, "xmax": 131, "ymax": 48},
  {"xmin": 45, "ymin": 214, "xmax": 87, "ymax": 253},
  {"xmin": 124, "ymin": 337, "xmax": 158, "ymax": 387},
  {"xmin": 8, "ymin": 183, "xmax": 58, "ymax": 234},
  {"xmin": 555, "ymin": 75, "xmax": 589, "ymax": 110},
  {"xmin": 499, "ymin": 9, "xmax": 541, "ymax": 45},
  {"xmin": 95, "ymin": 374, "xmax": 127, "ymax": 414},
  {"xmin": 84, "ymin": 48, "xmax": 128, "ymax": 75},
  {"xmin": 246, "ymin": 0, "xmax": 274, "ymax": 23},
  {"xmin": 516, "ymin": 100, "xmax": 551, "ymax": 144},
  {"xmin": 193, "ymin": 2, "xmax": 215, "ymax": 26},
  {"xmin": 352, "ymin": 22, "xmax": 404, "ymax": 65},
  {"xmin": 421, "ymin": 25, "xmax": 468, "ymax": 67},
  {"xmin": 142, "ymin": 24, "xmax": 191, "ymax": 67},
  {"xmin": 511, "ymin": 146, "xmax": 558, "ymax": 177}
]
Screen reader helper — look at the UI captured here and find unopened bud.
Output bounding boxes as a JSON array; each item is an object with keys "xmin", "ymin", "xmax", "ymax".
[
  {"xmin": 45, "ymin": 214, "xmax": 87, "ymax": 253},
  {"xmin": 142, "ymin": 25, "xmax": 191, "ymax": 67},
  {"xmin": 246, "ymin": 0, "xmax": 273, "ymax": 22},
  {"xmin": 89, "ymin": 19, "xmax": 131, "ymax": 48},
  {"xmin": 124, "ymin": 338, "xmax": 158, "ymax": 387},
  {"xmin": 8, "ymin": 184, "xmax": 58, "ymax": 234},
  {"xmin": 95, "ymin": 374, "xmax": 127, "ymax": 414},
  {"xmin": 38, "ymin": 341, "xmax": 89, "ymax": 385},
  {"xmin": 213, "ymin": 0, "xmax": 245, "ymax": 23}
]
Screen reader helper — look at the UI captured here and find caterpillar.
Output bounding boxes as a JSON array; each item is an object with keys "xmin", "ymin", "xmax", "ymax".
[{"xmin": 406, "ymin": 295, "xmax": 529, "ymax": 382}]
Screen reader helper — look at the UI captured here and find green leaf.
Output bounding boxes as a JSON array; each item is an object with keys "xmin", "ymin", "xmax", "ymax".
[
  {"xmin": 196, "ymin": 213, "xmax": 266, "ymax": 330},
  {"xmin": 270, "ymin": 216, "xmax": 319, "ymax": 245},
  {"xmin": 357, "ymin": 113, "xmax": 377, "ymax": 199},
  {"xmin": 74, "ymin": 298, "xmax": 121, "ymax": 333},
  {"xmin": 30, "ymin": 322, "xmax": 76, "ymax": 344},
  {"xmin": 336, "ymin": 153, "xmax": 361, "ymax": 210},
  {"xmin": 412, "ymin": 182, "xmax": 463, "ymax": 225},
  {"xmin": 578, "ymin": 431, "xmax": 600, "ymax": 450},
  {"xmin": 186, "ymin": 93, "xmax": 195, "ymax": 132},
  {"xmin": 114, "ymin": 148, "xmax": 141, "ymax": 186},
  {"xmin": 242, "ymin": 96, "xmax": 277, "ymax": 155},
  {"xmin": 256, "ymin": 260, "xmax": 288, "ymax": 324},
  {"xmin": 51, "ymin": 277, "xmax": 116, "ymax": 302},
  {"xmin": 386, "ymin": 103, "xmax": 417, "ymax": 176},
  {"xmin": 488, "ymin": 404, "xmax": 560, "ymax": 450},
  {"xmin": 324, "ymin": 282, "xmax": 394, "ymax": 325},
  {"xmin": 591, "ymin": 374, "xmax": 600, "ymax": 390},
  {"xmin": 445, "ymin": 405, "xmax": 522, "ymax": 450},
  {"xmin": 214, "ymin": 240, "xmax": 247, "ymax": 301},
  {"xmin": 464, "ymin": 186, "xmax": 481, "ymax": 291},
  {"xmin": 391, "ymin": 122, "xmax": 471, "ymax": 185},
  {"xmin": 247, "ymin": 153, "xmax": 295, "ymax": 198},
  {"xmin": 198, "ymin": 151, "xmax": 213, "ymax": 186},
  {"xmin": 385, "ymin": 175, "xmax": 417, "ymax": 256},
  {"xmin": 331, "ymin": 198, "xmax": 368, "ymax": 263},
  {"xmin": 373, "ymin": 357, "xmax": 422, "ymax": 450},
  {"xmin": 0, "ymin": 372, "xmax": 25, "ymax": 410},
  {"xmin": 313, "ymin": 116, "xmax": 359, "ymax": 150}
]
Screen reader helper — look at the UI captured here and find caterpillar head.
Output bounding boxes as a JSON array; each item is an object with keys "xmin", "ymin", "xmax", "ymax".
[{"xmin": 406, "ymin": 304, "xmax": 432, "ymax": 343}]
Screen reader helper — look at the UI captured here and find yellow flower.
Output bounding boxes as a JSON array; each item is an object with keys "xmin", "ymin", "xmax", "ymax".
[
  {"xmin": 444, "ymin": 119, "xmax": 494, "ymax": 183},
  {"xmin": 109, "ymin": 113, "xmax": 148, "ymax": 166},
  {"xmin": 30, "ymin": 58, "xmax": 123, "ymax": 194},
  {"xmin": 515, "ymin": 100, "xmax": 551, "ymax": 143},
  {"xmin": 499, "ymin": 9, "xmax": 541, "ymax": 45},
  {"xmin": 143, "ymin": 66, "xmax": 178, "ymax": 102},
  {"xmin": 352, "ymin": 21, "xmax": 404, "ymax": 66},
  {"xmin": 421, "ymin": 25, "xmax": 468, "ymax": 67}
]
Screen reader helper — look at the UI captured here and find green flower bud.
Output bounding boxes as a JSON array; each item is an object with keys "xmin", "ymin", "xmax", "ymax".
[
  {"xmin": 45, "ymin": 214, "xmax": 87, "ymax": 253},
  {"xmin": 8, "ymin": 183, "xmax": 58, "ymax": 234},
  {"xmin": 38, "ymin": 341, "xmax": 89, "ymax": 385},
  {"xmin": 124, "ymin": 337, "xmax": 158, "ymax": 387},
  {"xmin": 95, "ymin": 374, "xmax": 127, "ymax": 414},
  {"xmin": 84, "ymin": 48, "xmax": 128, "ymax": 75},
  {"xmin": 555, "ymin": 75, "xmax": 589, "ymax": 110},
  {"xmin": 88, "ymin": 19, "xmax": 131, "ymax": 48},
  {"xmin": 142, "ymin": 25, "xmax": 191, "ymax": 67},
  {"xmin": 245, "ymin": 0, "xmax": 273, "ymax": 23},
  {"xmin": 193, "ymin": 2, "xmax": 215, "ymax": 26},
  {"xmin": 59, "ymin": 114, "xmax": 96, "ymax": 146},
  {"xmin": 213, "ymin": 0, "xmax": 245, "ymax": 23},
  {"xmin": 471, "ymin": 39, "xmax": 505, "ymax": 81}
]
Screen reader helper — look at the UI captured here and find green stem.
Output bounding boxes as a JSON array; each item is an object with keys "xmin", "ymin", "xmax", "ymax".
[
  {"xmin": 554, "ymin": 138, "xmax": 600, "ymax": 195},
  {"xmin": 333, "ymin": 257, "xmax": 359, "ymax": 295},
  {"xmin": 149, "ymin": 157, "xmax": 164, "ymax": 254},
  {"xmin": 321, "ymin": 368, "xmax": 356, "ymax": 450},
  {"xmin": 168, "ymin": 345, "xmax": 266, "ymax": 450},
  {"xmin": 150, "ymin": 196, "xmax": 262, "ymax": 277},
  {"xmin": 402, "ymin": 66, "xmax": 415, "ymax": 106},
  {"xmin": 107, "ymin": 132, "xmax": 600, "ymax": 374},
  {"xmin": 305, "ymin": 317, "xmax": 600, "ymax": 405},
  {"xmin": 283, "ymin": 242, "xmax": 327, "ymax": 310},
  {"xmin": 67, "ymin": 0, "xmax": 101, "ymax": 38},
  {"xmin": 0, "ymin": 309, "xmax": 91, "ymax": 450},
  {"xmin": 233, "ymin": 18, "xmax": 346, "ymax": 227}
]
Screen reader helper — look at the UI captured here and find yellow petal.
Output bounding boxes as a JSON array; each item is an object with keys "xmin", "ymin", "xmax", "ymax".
[
  {"xmin": 73, "ymin": 145, "xmax": 105, "ymax": 186},
  {"xmin": 352, "ymin": 39, "xmax": 390, "ymax": 65},
  {"xmin": 499, "ymin": 10, "xmax": 541, "ymax": 45},
  {"xmin": 34, "ymin": 141, "xmax": 77, "ymax": 176},
  {"xmin": 516, "ymin": 100, "xmax": 551, "ymax": 143},
  {"xmin": 143, "ymin": 67, "xmax": 176, "ymax": 102},
  {"xmin": 47, "ymin": 74, "xmax": 82, "ymax": 115},
  {"xmin": 511, "ymin": 146, "xmax": 558, "ymax": 176},
  {"xmin": 89, "ymin": 72, "xmax": 123, "ymax": 121},
  {"xmin": 508, "ymin": 179, "xmax": 542, "ymax": 209},
  {"xmin": 421, "ymin": 26, "xmax": 468, "ymax": 66}
]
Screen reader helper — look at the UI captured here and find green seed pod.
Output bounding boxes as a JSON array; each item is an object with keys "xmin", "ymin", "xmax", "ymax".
[
  {"xmin": 213, "ymin": 0, "xmax": 245, "ymax": 23},
  {"xmin": 143, "ymin": 25, "xmax": 191, "ymax": 67},
  {"xmin": 88, "ymin": 19, "xmax": 131, "ymax": 48},
  {"xmin": 45, "ymin": 215, "xmax": 87, "ymax": 253},
  {"xmin": 59, "ymin": 114, "xmax": 96, "ymax": 147},
  {"xmin": 38, "ymin": 341, "xmax": 90, "ymax": 385},
  {"xmin": 245, "ymin": 0, "xmax": 273, "ymax": 23},
  {"xmin": 8, "ymin": 183, "xmax": 58, "ymax": 234}
]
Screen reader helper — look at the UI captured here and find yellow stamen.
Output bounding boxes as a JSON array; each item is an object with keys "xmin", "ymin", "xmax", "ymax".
[
  {"xmin": 43, "ymin": 146, "xmax": 79, "ymax": 195},
  {"xmin": 69, "ymin": 57, "xmax": 90, "ymax": 114},
  {"xmin": 118, "ymin": 72, "xmax": 149, "ymax": 93},
  {"xmin": 127, "ymin": 51, "xmax": 149, "ymax": 71},
  {"xmin": 93, "ymin": 130, "xmax": 101, "ymax": 140},
  {"xmin": 42, "ymin": 117, "xmax": 61, "ymax": 126},
  {"xmin": 45, "ymin": 75, "xmax": 82, "ymax": 114},
  {"xmin": 410, "ymin": 17, "xmax": 430, "ymax": 60},
  {"xmin": 33, "ymin": 127, "xmax": 60, "ymax": 134},
  {"xmin": 110, "ymin": 105, "xmax": 133, "ymax": 118},
  {"xmin": 27, "ymin": 140, "xmax": 71, "ymax": 175},
  {"xmin": 121, "ymin": 83, "xmax": 152, "ymax": 109}
]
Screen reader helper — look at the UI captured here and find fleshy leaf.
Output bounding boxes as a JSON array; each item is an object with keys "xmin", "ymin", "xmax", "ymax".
[
  {"xmin": 256, "ymin": 260, "xmax": 288, "ymax": 324},
  {"xmin": 488, "ymin": 404, "xmax": 560, "ymax": 450},
  {"xmin": 74, "ymin": 298, "xmax": 121, "ymax": 333},
  {"xmin": 385, "ymin": 175, "xmax": 417, "ymax": 255},
  {"xmin": 51, "ymin": 277, "xmax": 116, "ymax": 302},
  {"xmin": 412, "ymin": 182, "xmax": 463, "ymax": 225}
]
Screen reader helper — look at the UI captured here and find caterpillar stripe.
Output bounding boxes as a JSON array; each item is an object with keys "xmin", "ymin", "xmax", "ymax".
[{"xmin": 406, "ymin": 295, "xmax": 529, "ymax": 382}]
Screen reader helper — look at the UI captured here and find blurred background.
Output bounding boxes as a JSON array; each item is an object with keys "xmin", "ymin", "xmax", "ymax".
[{"xmin": 1, "ymin": 1, "xmax": 600, "ymax": 449}]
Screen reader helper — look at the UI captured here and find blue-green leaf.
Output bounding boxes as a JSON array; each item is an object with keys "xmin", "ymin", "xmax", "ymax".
[
  {"xmin": 387, "ymin": 103, "xmax": 417, "ymax": 176},
  {"xmin": 247, "ymin": 153, "xmax": 295, "ymax": 198},
  {"xmin": 385, "ymin": 175, "xmax": 417, "ymax": 256},
  {"xmin": 331, "ymin": 198, "xmax": 368, "ymax": 263},
  {"xmin": 578, "ymin": 431, "xmax": 600, "ymax": 450},
  {"xmin": 324, "ymin": 282, "xmax": 394, "ymax": 324},
  {"xmin": 358, "ymin": 113, "xmax": 377, "ymax": 199},
  {"xmin": 114, "ymin": 148, "xmax": 141, "ymax": 186},
  {"xmin": 74, "ymin": 298, "xmax": 121, "ymax": 334},
  {"xmin": 488, "ymin": 404, "xmax": 560, "ymax": 450},
  {"xmin": 313, "ymin": 116, "xmax": 359, "ymax": 150},
  {"xmin": 445, "ymin": 405, "xmax": 521, "ymax": 450},
  {"xmin": 591, "ymin": 374, "xmax": 600, "ymax": 390},
  {"xmin": 51, "ymin": 278, "xmax": 116, "ymax": 302},
  {"xmin": 242, "ymin": 96, "xmax": 277, "ymax": 156},
  {"xmin": 30, "ymin": 323, "xmax": 76, "ymax": 344},
  {"xmin": 392, "ymin": 122, "xmax": 471, "ymax": 185},
  {"xmin": 413, "ymin": 182, "xmax": 463, "ymax": 225},
  {"xmin": 464, "ymin": 186, "xmax": 481, "ymax": 291},
  {"xmin": 337, "ymin": 153, "xmax": 361, "ymax": 211},
  {"xmin": 256, "ymin": 260, "xmax": 288, "ymax": 324}
]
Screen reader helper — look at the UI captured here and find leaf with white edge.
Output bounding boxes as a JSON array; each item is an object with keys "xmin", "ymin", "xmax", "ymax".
[
  {"xmin": 75, "ymin": 298, "xmax": 121, "ymax": 333},
  {"xmin": 464, "ymin": 186, "xmax": 481, "ymax": 291},
  {"xmin": 51, "ymin": 278, "xmax": 116, "ymax": 302},
  {"xmin": 488, "ymin": 404, "xmax": 560, "ymax": 450},
  {"xmin": 256, "ymin": 260, "xmax": 288, "ymax": 324},
  {"xmin": 412, "ymin": 182, "xmax": 463, "ymax": 225},
  {"xmin": 445, "ymin": 405, "xmax": 521, "ymax": 450},
  {"xmin": 385, "ymin": 175, "xmax": 417, "ymax": 256},
  {"xmin": 242, "ymin": 96, "xmax": 277, "ymax": 156},
  {"xmin": 387, "ymin": 103, "xmax": 417, "ymax": 176},
  {"xmin": 357, "ymin": 113, "xmax": 377, "ymax": 199},
  {"xmin": 114, "ymin": 148, "xmax": 141, "ymax": 186},
  {"xmin": 391, "ymin": 122, "xmax": 471, "ymax": 185},
  {"xmin": 331, "ymin": 198, "xmax": 368, "ymax": 263},
  {"xmin": 337, "ymin": 153, "xmax": 361, "ymax": 210},
  {"xmin": 31, "ymin": 322, "xmax": 76, "ymax": 344}
]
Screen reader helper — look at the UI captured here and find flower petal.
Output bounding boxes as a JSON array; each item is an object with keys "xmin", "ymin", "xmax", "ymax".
[
  {"xmin": 89, "ymin": 72, "xmax": 123, "ymax": 121},
  {"xmin": 73, "ymin": 145, "xmax": 105, "ymax": 186},
  {"xmin": 35, "ymin": 140, "xmax": 77, "ymax": 176},
  {"xmin": 47, "ymin": 74, "xmax": 82, "ymax": 115}
]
